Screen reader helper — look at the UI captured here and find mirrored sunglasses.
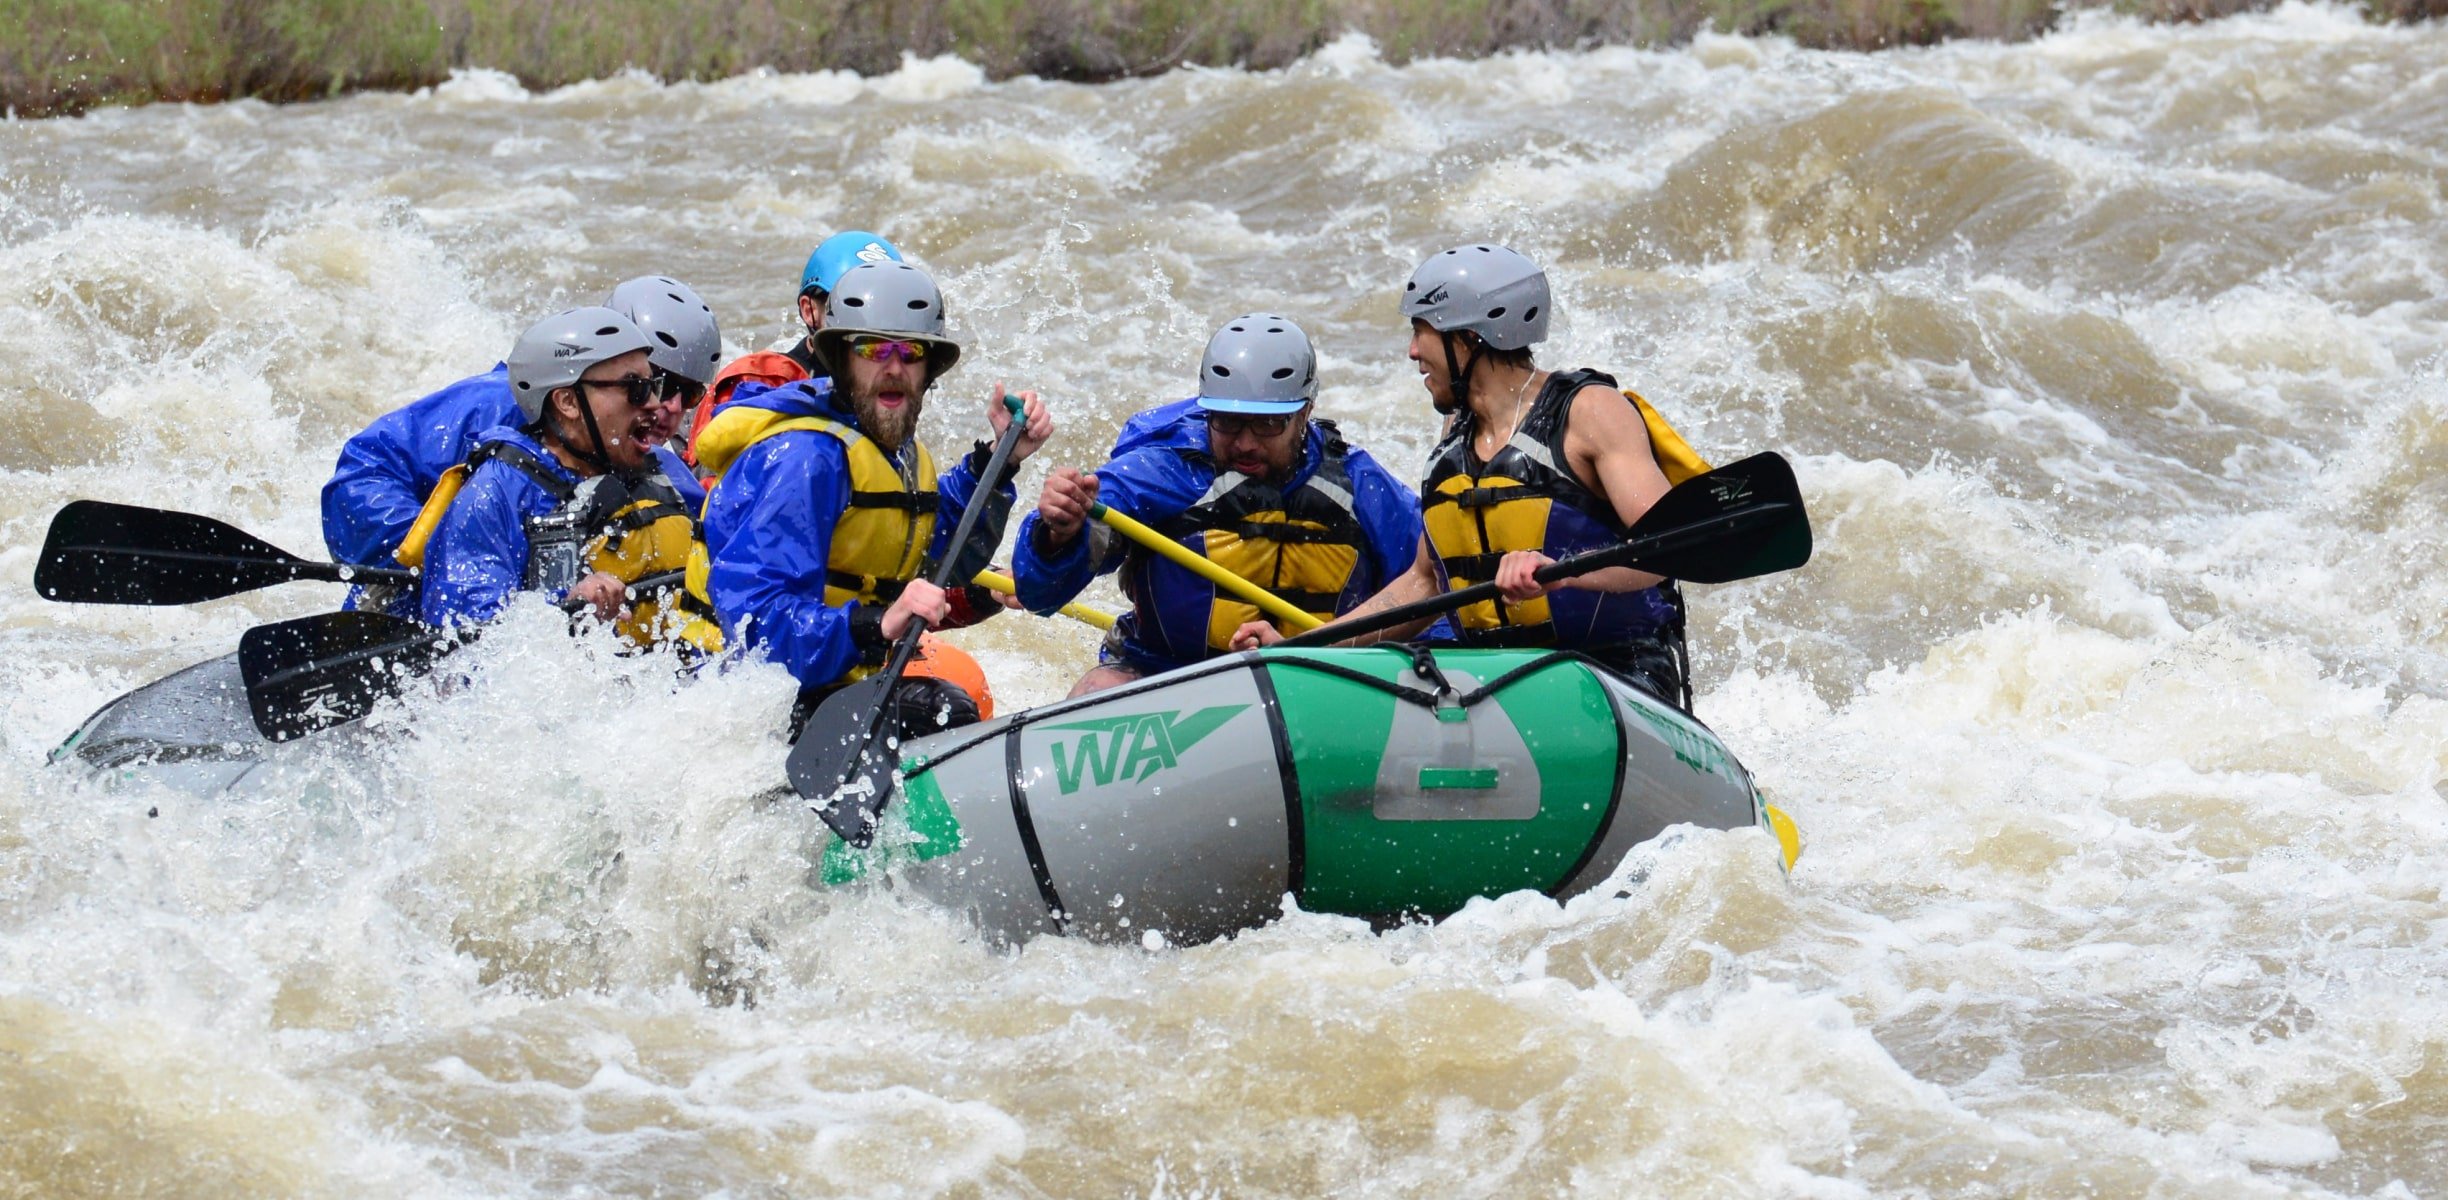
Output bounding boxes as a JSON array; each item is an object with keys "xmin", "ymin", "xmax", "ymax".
[{"xmin": 848, "ymin": 337, "xmax": 930, "ymax": 365}]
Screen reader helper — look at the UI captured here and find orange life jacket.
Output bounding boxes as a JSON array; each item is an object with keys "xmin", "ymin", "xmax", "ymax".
[{"xmin": 683, "ymin": 350, "xmax": 810, "ymax": 468}]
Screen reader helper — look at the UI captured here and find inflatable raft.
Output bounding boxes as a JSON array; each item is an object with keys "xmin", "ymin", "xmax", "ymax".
[
  {"xmin": 820, "ymin": 645, "xmax": 1776, "ymax": 945},
  {"xmin": 50, "ymin": 651, "xmax": 284, "ymax": 795},
  {"xmin": 54, "ymin": 644, "xmax": 1786, "ymax": 943}
]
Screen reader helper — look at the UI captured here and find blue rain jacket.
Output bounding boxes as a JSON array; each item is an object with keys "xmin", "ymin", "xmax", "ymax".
[
  {"xmin": 652, "ymin": 444, "xmax": 705, "ymax": 513},
  {"xmin": 697, "ymin": 380, "xmax": 1006, "ymax": 690},
  {"xmin": 1013, "ymin": 399, "xmax": 1424, "ymax": 675},
  {"xmin": 322, "ymin": 365, "xmax": 518, "ymax": 568},
  {"xmin": 323, "ymin": 364, "xmax": 704, "ymax": 609},
  {"xmin": 417, "ymin": 426, "xmax": 579, "ymax": 628}
]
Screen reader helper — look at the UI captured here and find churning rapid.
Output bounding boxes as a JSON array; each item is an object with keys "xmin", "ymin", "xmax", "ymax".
[{"xmin": 5, "ymin": 4, "xmax": 2447, "ymax": 1194}]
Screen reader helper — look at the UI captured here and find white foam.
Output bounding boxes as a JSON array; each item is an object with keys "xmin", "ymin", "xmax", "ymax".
[
  {"xmin": 427, "ymin": 67, "xmax": 532, "ymax": 105},
  {"xmin": 870, "ymin": 52, "xmax": 989, "ymax": 103},
  {"xmin": 7, "ymin": 11, "xmax": 2448, "ymax": 1194}
]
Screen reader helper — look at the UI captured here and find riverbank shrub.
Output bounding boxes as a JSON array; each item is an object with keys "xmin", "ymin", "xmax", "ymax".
[{"xmin": 4, "ymin": 0, "xmax": 2440, "ymax": 116}]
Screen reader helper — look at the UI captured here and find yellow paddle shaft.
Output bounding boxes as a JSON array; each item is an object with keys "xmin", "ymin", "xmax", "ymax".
[
  {"xmin": 972, "ymin": 568, "xmax": 1116, "ymax": 631},
  {"xmin": 1089, "ymin": 501, "xmax": 1323, "ymax": 632}
]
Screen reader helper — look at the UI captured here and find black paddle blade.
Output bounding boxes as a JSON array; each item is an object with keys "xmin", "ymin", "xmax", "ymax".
[
  {"xmin": 1622, "ymin": 452, "xmax": 1812, "ymax": 584},
  {"xmin": 785, "ymin": 673, "xmax": 903, "ymax": 847},
  {"xmin": 238, "ymin": 611, "xmax": 454, "ymax": 741},
  {"xmin": 1280, "ymin": 451, "xmax": 1813, "ymax": 650},
  {"xmin": 37, "ymin": 500, "xmax": 314, "ymax": 605}
]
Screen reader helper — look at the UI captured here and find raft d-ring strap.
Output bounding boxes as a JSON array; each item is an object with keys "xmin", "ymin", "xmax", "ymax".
[
  {"xmin": 1267, "ymin": 656, "xmax": 1442, "ymax": 707},
  {"xmin": 1403, "ymin": 644, "xmax": 1466, "ymax": 719},
  {"xmin": 1453, "ymin": 650, "xmax": 1585, "ymax": 707}
]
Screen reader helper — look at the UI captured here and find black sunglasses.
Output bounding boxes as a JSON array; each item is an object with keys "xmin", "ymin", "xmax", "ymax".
[
  {"xmin": 655, "ymin": 369, "xmax": 707, "ymax": 408},
  {"xmin": 577, "ymin": 374, "xmax": 671, "ymax": 407}
]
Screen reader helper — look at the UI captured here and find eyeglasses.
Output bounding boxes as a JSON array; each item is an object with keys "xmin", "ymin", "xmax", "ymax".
[
  {"xmin": 1204, "ymin": 411, "xmax": 1295, "ymax": 438},
  {"xmin": 848, "ymin": 337, "xmax": 929, "ymax": 365},
  {"xmin": 577, "ymin": 374, "xmax": 671, "ymax": 407},
  {"xmin": 656, "ymin": 369, "xmax": 706, "ymax": 408}
]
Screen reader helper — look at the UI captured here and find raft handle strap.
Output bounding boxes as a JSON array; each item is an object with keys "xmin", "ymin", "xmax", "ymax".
[
  {"xmin": 1259, "ymin": 647, "xmax": 1587, "ymax": 713},
  {"xmin": 897, "ymin": 646, "xmax": 1603, "ymax": 776}
]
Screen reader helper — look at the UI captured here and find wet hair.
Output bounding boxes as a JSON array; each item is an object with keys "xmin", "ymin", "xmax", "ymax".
[{"xmin": 1480, "ymin": 343, "xmax": 1535, "ymax": 371}]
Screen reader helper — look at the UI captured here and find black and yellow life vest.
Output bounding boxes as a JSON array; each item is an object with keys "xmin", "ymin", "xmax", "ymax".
[
  {"xmin": 1154, "ymin": 421, "xmax": 1370, "ymax": 652},
  {"xmin": 396, "ymin": 438, "xmax": 709, "ymax": 650},
  {"xmin": 1421, "ymin": 369, "xmax": 1707, "ymax": 644},
  {"xmin": 681, "ymin": 403, "xmax": 939, "ymax": 668}
]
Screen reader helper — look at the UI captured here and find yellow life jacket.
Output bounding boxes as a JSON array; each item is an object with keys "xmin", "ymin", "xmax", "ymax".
[
  {"xmin": 397, "ymin": 439, "xmax": 710, "ymax": 651},
  {"xmin": 1421, "ymin": 370, "xmax": 1706, "ymax": 640},
  {"xmin": 1155, "ymin": 422, "xmax": 1368, "ymax": 652},
  {"xmin": 681, "ymin": 403, "xmax": 939, "ymax": 670}
]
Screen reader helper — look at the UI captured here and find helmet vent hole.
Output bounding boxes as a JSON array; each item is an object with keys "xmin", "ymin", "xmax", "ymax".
[
  {"xmin": 595, "ymin": 325, "xmax": 621, "ymax": 335},
  {"xmin": 1211, "ymin": 365, "xmax": 1233, "ymax": 377},
  {"xmin": 908, "ymin": 299, "xmax": 930, "ymax": 310},
  {"xmin": 656, "ymin": 332, "xmax": 679, "ymax": 348},
  {"xmin": 843, "ymin": 297, "xmax": 866, "ymax": 308},
  {"xmin": 1406, "ymin": 281, "xmax": 1417, "ymax": 291},
  {"xmin": 1487, "ymin": 306, "xmax": 1507, "ymax": 319},
  {"xmin": 1229, "ymin": 324, "xmax": 1246, "ymax": 332},
  {"xmin": 1270, "ymin": 367, "xmax": 1293, "ymax": 379},
  {"xmin": 1267, "ymin": 326, "xmax": 1283, "ymax": 333},
  {"xmin": 1525, "ymin": 305, "xmax": 1540, "ymax": 321}
]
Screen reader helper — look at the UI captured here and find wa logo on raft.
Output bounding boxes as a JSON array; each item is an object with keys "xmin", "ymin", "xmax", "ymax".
[{"xmin": 1042, "ymin": 705, "xmax": 1248, "ymax": 795}]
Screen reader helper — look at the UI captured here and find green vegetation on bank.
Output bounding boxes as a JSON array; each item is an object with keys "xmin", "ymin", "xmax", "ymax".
[{"xmin": 6, "ymin": 0, "xmax": 2442, "ymax": 116}]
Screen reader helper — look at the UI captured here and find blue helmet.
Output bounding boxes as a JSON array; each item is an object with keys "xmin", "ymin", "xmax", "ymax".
[{"xmin": 800, "ymin": 231, "xmax": 903, "ymax": 298}]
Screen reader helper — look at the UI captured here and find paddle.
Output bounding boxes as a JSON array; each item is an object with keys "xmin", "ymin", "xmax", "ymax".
[
  {"xmin": 35, "ymin": 500, "xmax": 416, "ymax": 606},
  {"xmin": 1278, "ymin": 451, "xmax": 1812, "ymax": 649},
  {"xmin": 239, "ymin": 610, "xmax": 457, "ymax": 741},
  {"xmin": 237, "ymin": 569, "xmax": 691, "ymax": 741},
  {"xmin": 790, "ymin": 395, "xmax": 1031, "ymax": 846},
  {"xmin": 972, "ymin": 567, "xmax": 1115, "ymax": 631},
  {"xmin": 1088, "ymin": 501, "xmax": 1325, "ymax": 632}
]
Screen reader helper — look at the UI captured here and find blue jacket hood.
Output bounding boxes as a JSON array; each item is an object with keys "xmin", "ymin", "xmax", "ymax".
[{"xmin": 724, "ymin": 377, "xmax": 843, "ymax": 423}]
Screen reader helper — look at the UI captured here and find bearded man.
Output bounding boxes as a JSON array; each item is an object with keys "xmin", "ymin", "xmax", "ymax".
[
  {"xmin": 684, "ymin": 261, "xmax": 1051, "ymax": 728},
  {"xmin": 1016, "ymin": 314, "xmax": 1422, "ymax": 697}
]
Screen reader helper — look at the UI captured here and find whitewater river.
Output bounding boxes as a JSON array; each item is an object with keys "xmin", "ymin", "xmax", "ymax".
[{"xmin": 6, "ymin": 4, "xmax": 2447, "ymax": 1194}]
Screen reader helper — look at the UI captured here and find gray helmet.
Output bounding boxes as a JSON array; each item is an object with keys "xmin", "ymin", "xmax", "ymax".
[
  {"xmin": 607, "ymin": 276, "xmax": 723, "ymax": 387},
  {"xmin": 813, "ymin": 261, "xmax": 962, "ymax": 376},
  {"xmin": 1400, "ymin": 244, "xmax": 1551, "ymax": 351},
  {"xmin": 1195, "ymin": 313, "xmax": 1318, "ymax": 415},
  {"xmin": 506, "ymin": 306, "xmax": 653, "ymax": 422}
]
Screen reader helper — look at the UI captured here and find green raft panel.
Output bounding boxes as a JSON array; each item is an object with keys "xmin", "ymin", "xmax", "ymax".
[{"xmin": 822, "ymin": 645, "xmax": 1766, "ymax": 945}]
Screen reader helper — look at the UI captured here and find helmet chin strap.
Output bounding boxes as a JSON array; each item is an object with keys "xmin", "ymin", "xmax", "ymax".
[
  {"xmin": 558, "ymin": 386, "xmax": 619, "ymax": 476},
  {"xmin": 1439, "ymin": 329, "xmax": 1483, "ymax": 418}
]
